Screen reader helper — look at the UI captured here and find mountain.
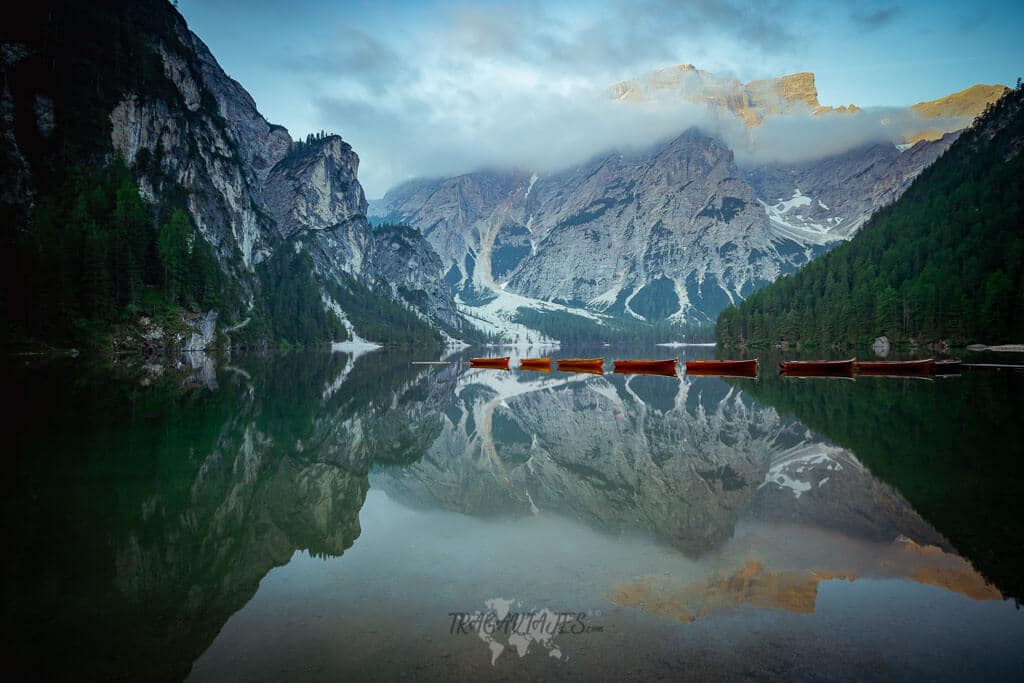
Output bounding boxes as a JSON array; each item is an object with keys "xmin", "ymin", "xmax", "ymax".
[
  {"xmin": 907, "ymin": 83, "xmax": 1012, "ymax": 143},
  {"xmin": 373, "ymin": 128, "xmax": 956, "ymax": 329},
  {"xmin": 744, "ymin": 132, "xmax": 960, "ymax": 243},
  {"xmin": 372, "ymin": 65, "xmax": 1007, "ymax": 334},
  {"xmin": 0, "ymin": 0, "xmax": 465, "ymax": 350},
  {"xmin": 716, "ymin": 81, "xmax": 1024, "ymax": 346},
  {"xmin": 610, "ymin": 64, "xmax": 860, "ymax": 126},
  {"xmin": 611, "ymin": 64, "xmax": 1006, "ymax": 143}
]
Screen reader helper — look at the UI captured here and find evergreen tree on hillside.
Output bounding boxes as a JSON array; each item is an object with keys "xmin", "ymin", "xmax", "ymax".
[
  {"xmin": 158, "ymin": 209, "xmax": 191, "ymax": 306},
  {"xmin": 113, "ymin": 175, "xmax": 149, "ymax": 307},
  {"xmin": 717, "ymin": 81, "xmax": 1024, "ymax": 347}
]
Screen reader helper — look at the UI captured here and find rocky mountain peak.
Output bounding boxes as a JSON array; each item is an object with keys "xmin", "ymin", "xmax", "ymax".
[
  {"xmin": 911, "ymin": 83, "xmax": 1011, "ymax": 119},
  {"xmin": 610, "ymin": 65, "xmax": 856, "ymax": 126},
  {"xmin": 264, "ymin": 134, "xmax": 368, "ymax": 241},
  {"xmin": 905, "ymin": 83, "xmax": 1011, "ymax": 143}
]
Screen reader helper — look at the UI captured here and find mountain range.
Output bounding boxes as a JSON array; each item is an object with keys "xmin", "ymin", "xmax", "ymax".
[
  {"xmin": 370, "ymin": 127, "xmax": 960, "ymax": 331},
  {"xmin": 370, "ymin": 66, "xmax": 1006, "ymax": 335},
  {"xmin": 0, "ymin": 1, "xmax": 1011, "ymax": 348}
]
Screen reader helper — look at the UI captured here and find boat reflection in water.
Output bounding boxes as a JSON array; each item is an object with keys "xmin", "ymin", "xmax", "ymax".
[{"xmin": 685, "ymin": 358, "xmax": 759, "ymax": 378}]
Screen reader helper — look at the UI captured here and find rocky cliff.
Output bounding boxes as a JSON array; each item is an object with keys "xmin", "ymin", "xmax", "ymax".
[
  {"xmin": 0, "ymin": 0, "xmax": 462, "ymax": 346},
  {"xmin": 610, "ymin": 63, "xmax": 1005, "ymax": 142},
  {"xmin": 610, "ymin": 64, "xmax": 860, "ymax": 126},
  {"xmin": 374, "ymin": 127, "xmax": 954, "ymax": 325},
  {"xmin": 907, "ymin": 83, "xmax": 1012, "ymax": 143},
  {"xmin": 744, "ymin": 132, "xmax": 960, "ymax": 243}
]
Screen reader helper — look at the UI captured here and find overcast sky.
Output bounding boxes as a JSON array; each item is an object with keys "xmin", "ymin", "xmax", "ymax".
[{"xmin": 178, "ymin": 0, "xmax": 1023, "ymax": 197}]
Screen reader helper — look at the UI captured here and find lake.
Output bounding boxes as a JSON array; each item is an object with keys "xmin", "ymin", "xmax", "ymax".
[{"xmin": 5, "ymin": 347, "xmax": 1023, "ymax": 681}]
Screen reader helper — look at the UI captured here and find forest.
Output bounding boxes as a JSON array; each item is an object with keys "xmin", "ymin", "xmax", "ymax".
[
  {"xmin": 4, "ymin": 163, "xmax": 224, "ymax": 344},
  {"xmin": 716, "ymin": 81, "xmax": 1024, "ymax": 348},
  {"xmin": 1, "ymin": 161, "xmax": 444, "ymax": 350}
]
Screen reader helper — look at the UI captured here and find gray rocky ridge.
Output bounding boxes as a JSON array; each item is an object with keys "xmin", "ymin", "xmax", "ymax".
[{"xmin": 372, "ymin": 130, "xmax": 955, "ymax": 326}]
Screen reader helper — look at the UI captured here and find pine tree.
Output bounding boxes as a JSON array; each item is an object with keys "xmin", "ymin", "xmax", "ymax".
[
  {"xmin": 113, "ymin": 173, "xmax": 149, "ymax": 307},
  {"xmin": 159, "ymin": 209, "xmax": 191, "ymax": 306}
]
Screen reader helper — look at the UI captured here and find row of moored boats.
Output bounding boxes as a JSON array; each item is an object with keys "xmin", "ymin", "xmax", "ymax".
[{"xmin": 468, "ymin": 356, "xmax": 962, "ymax": 377}]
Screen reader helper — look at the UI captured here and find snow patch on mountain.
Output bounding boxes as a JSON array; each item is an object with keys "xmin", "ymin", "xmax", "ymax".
[
  {"xmin": 323, "ymin": 294, "xmax": 382, "ymax": 351},
  {"xmin": 456, "ymin": 287, "xmax": 606, "ymax": 347},
  {"xmin": 760, "ymin": 189, "xmax": 844, "ymax": 246},
  {"xmin": 524, "ymin": 173, "xmax": 539, "ymax": 199}
]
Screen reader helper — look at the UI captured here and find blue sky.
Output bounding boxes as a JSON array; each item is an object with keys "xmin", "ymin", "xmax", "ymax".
[{"xmin": 178, "ymin": 0, "xmax": 1024, "ymax": 196}]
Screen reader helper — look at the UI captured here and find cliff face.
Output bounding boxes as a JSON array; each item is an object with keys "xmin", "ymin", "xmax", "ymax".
[
  {"xmin": 374, "ymin": 127, "xmax": 953, "ymax": 325},
  {"xmin": 911, "ymin": 84, "xmax": 1011, "ymax": 120},
  {"xmin": 364, "ymin": 224, "xmax": 463, "ymax": 330},
  {"xmin": 611, "ymin": 63, "xmax": 1005, "ymax": 145},
  {"xmin": 610, "ymin": 65, "xmax": 859, "ymax": 127},
  {"xmin": 1, "ymin": 0, "xmax": 460, "ymax": 342},
  {"xmin": 507, "ymin": 130, "xmax": 779, "ymax": 320},
  {"xmin": 744, "ymin": 133, "xmax": 960, "ymax": 242},
  {"xmin": 376, "ymin": 132, "xmax": 786, "ymax": 324}
]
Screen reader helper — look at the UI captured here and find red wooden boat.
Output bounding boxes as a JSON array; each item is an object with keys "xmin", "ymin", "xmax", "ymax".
[
  {"xmin": 557, "ymin": 358, "xmax": 604, "ymax": 373},
  {"xmin": 934, "ymin": 358, "xmax": 962, "ymax": 374},
  {"xmin": 519, "ymin": 357, "xmax": 553, "ymax": 372},
  {"xmin": 613, "ymin": 358, "xmax": 678, "ymax": 376},
  {"xmin": 779, "ymin": 358, "xmax": 855, "ymax": 374},
  {"xmin": 685, "ymin": 359, "xmax": 759, "ymax": 377},
  {"xmin": 854, "ymin": 358, "xmax": 935, "ymax": 374},
  {"xmin": 470, "ymin": 356, "xmax": 510, "ymax": 369}
]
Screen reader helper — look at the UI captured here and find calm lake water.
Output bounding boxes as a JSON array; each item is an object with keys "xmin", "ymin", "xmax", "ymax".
[{"xmin": 5, "ymin": 347, "xmax": 1023, "ymax": 681}]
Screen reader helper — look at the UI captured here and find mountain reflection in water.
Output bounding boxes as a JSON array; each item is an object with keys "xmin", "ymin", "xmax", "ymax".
[{"xmin": 4, "ymin": 348, "xmax": 1022, "ymax": 680}]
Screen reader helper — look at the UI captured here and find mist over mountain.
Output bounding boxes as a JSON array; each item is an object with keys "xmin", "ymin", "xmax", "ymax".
[{"xmin": 369, "ymin": 66, "xmax": 987, "ymax": 330}]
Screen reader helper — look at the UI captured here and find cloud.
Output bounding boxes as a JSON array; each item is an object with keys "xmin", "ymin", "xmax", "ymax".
[
  {"xmin": 280, "ymin": 26, "xmax": 418, "ymax": 89},
  {"xmin": 727, "ymin": 108, "xmax": 945, "ymax": 167},
  {"xmin": 441, "ymin": 0, "xmax": 798, "ymax": 79},
  {"xmin": 299, "ymin": 0, "xmax": 827, "ymax": 195},
  {"xmin": 318, "ymin": 69, "xmax": 946, "ymax": 199},
  {"xmin": 263, "ymin": 0, "xmax": 980, "ymax": 196},
  {"xmin": 851, "ymin": 5, "xmax": 902, "ymax": 31}
]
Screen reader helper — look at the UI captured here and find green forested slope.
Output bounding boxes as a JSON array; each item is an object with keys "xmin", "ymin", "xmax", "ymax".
[{"xmin": 717, "ymin": 81, "xmax": 1024, "ymax": 347}]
